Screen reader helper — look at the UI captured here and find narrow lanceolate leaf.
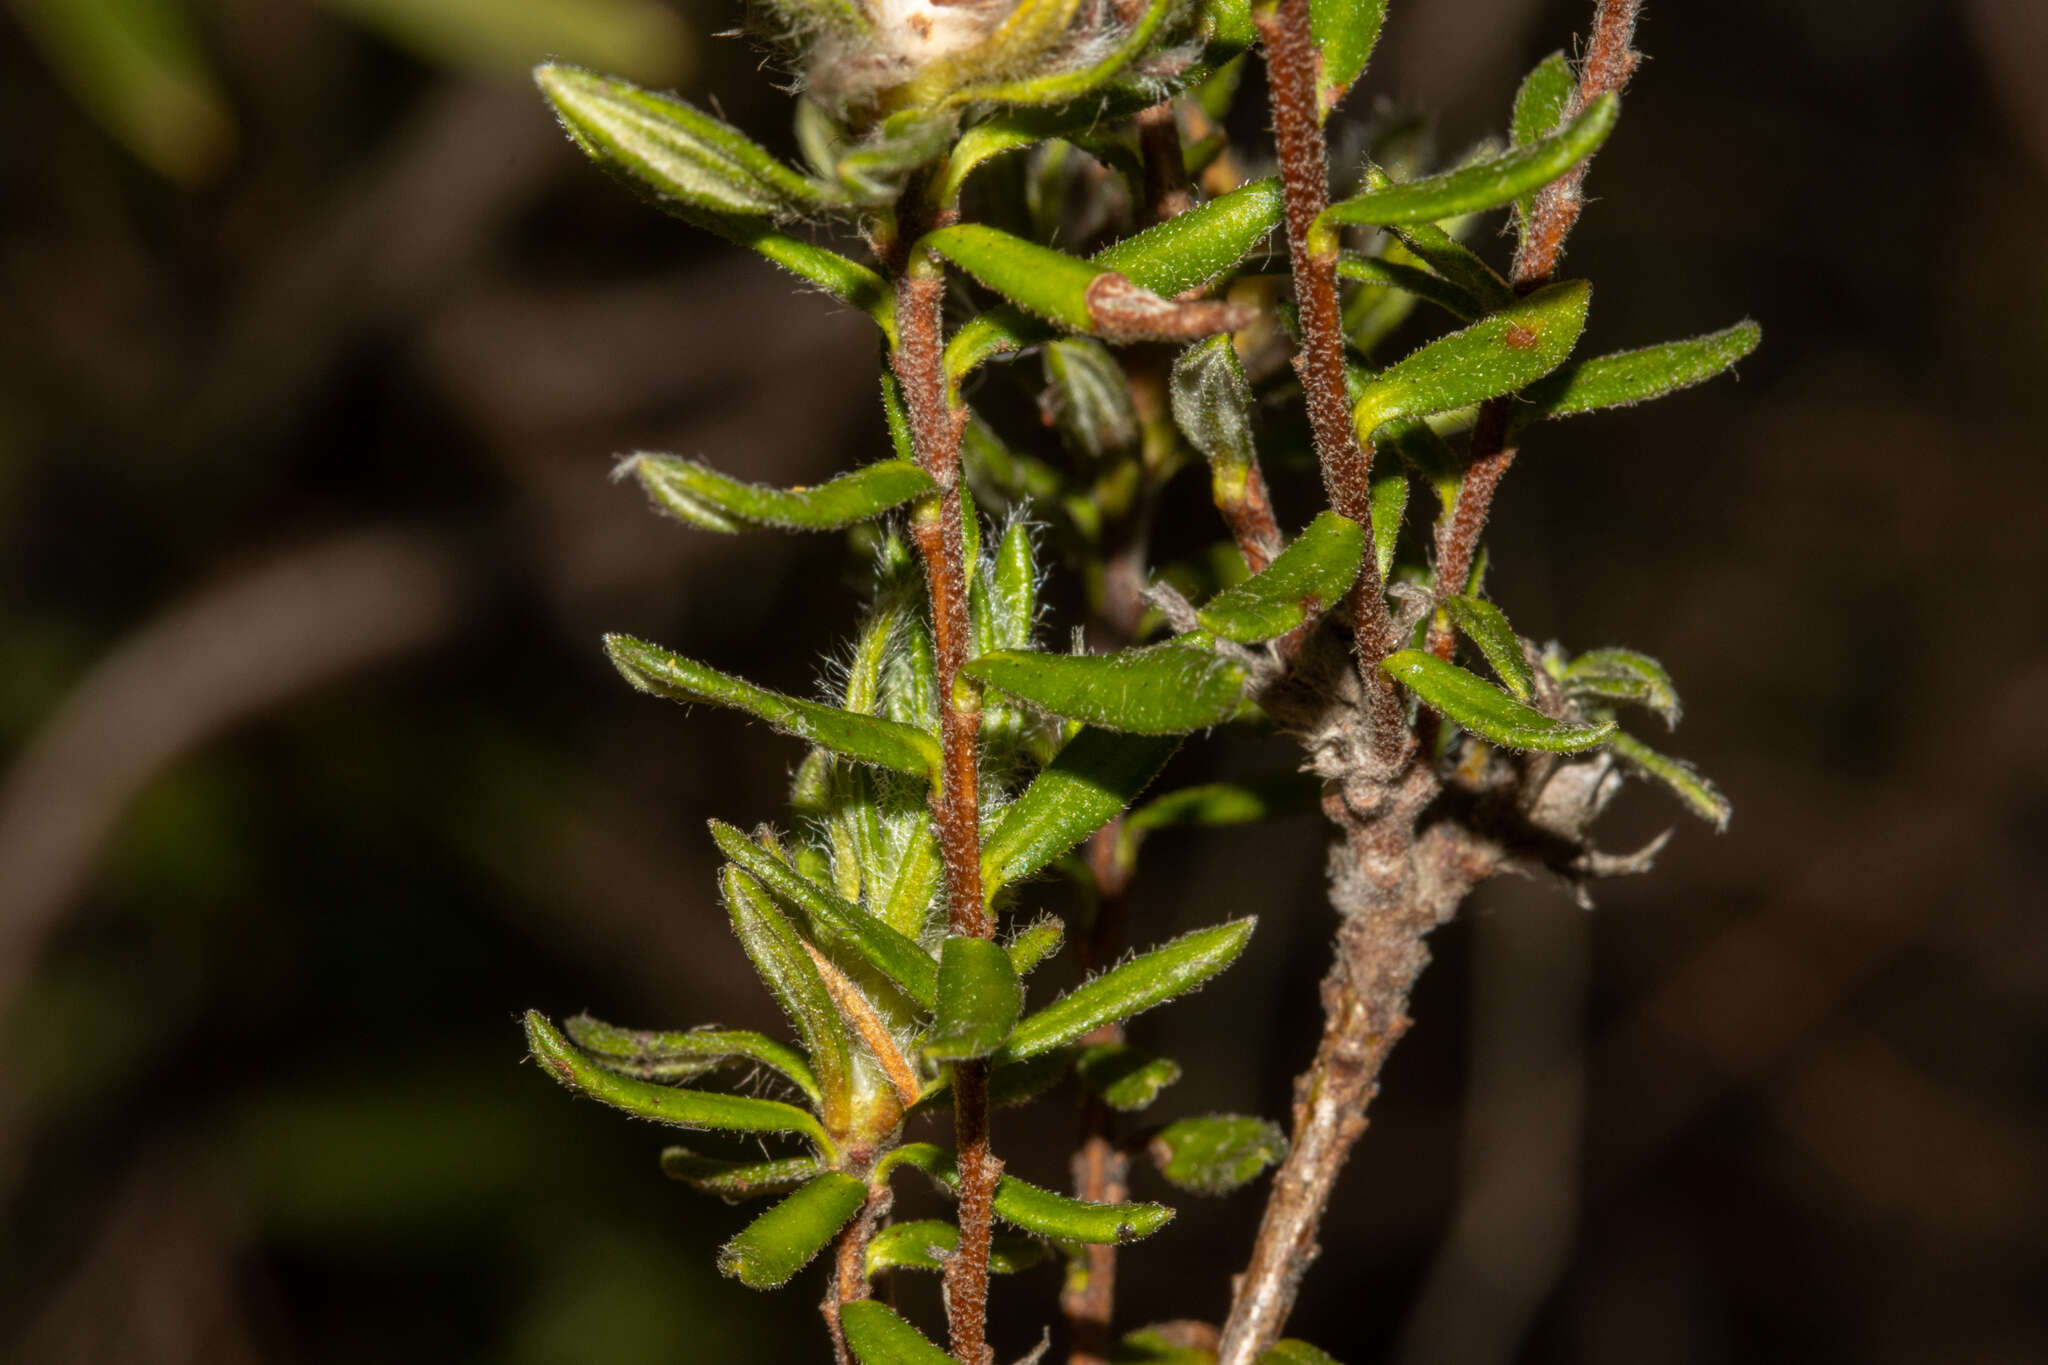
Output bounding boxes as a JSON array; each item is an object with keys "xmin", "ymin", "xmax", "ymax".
[
  {"xmin": 881, "ymin": 1144, "xmax": 1175, "ymax": 1243},
  {"xmin": 626, "ymin": 455, "xmax": 933, "ymax": 533},
  {"xmin": 1561, "ymin": 648, "xmax": 1682, "ymax": 727},
  {"xmin": 988, "ymin": 518, "xmax": 1038, "ymax": 649},
  {"xmin": 1510, "ymin": 50, "xmax": 1574, "ymax": 233},
  {"xmin": 564, "ymin": 1014, "xmax": 821, "ymax": 1105},
  {"xmin": 607, "ymin": 634, "xmax": 938, "ymax": 778},
  {"xmin": 1337, "ymin": 253, "xmax": 1484, "ymax": 321},
  {"xmin": 1609, "ymin": 730, "xmax": 1730, "ymax": 830},
  {"xmin": 1352, "ymin": 281, "xmax": 1591, "ymax": 441},
  {"xmin": 1171, "ymin": 333, "xmax": 1257, "ymax": 476},
  {"xmin": 841, "ymin": 1300, "xmax": 957, "ymax": 1365},
  {"xmin": 715, "ymin": 220, "xmax": 898, "ymax": 341},
  {"xmin": 1118, "ymin": 1326, "xmax": 1218, "ymax": 1363},
  {"xmin": 981, "ymin": 728, "xmax": 1180, "ymax": 892},
  {"xmin": 718, "ymin": 1171, "xmax": 868, "ymax": 1289},
  {"xmin": 1441, "ymin": 595, "xmax": 1536, "ymax": 701},
  {"xmin": 712, "ymin": 822, "xmax": 940, "ymax": 1009},
  {"xmin": 1076, "ymin": 1042, "xmax": 1183, "ymax": 1112},
  {"xmin": 1381, "ymin": 650, "xmax": 1615, "ymax": 752},
  {"xmin": 660, "ymin": 1148, "xmax": 823, "ymax": 1200},
  {"xmin": 1310, "ymin": 0, "xmax": 1386, "ymax": 119},
  {"xmin": 923, "ymin": 224, "xmax": 1245, "ymax": 343},
  {"xmin": 864, "ymin": 1221, "xmax": 1048, "ymax": 1276},
  {"xmin": 1006, "ymin": 918, "xmax": 1066, "ymax": 976},
  {"xmin": 524, "ymin": 1011, "xmax": 831, "ymax": 1148},
  {"xmin": 943, "ymin": 178, "xmax": 1285, "ymax": 380},
  {"xmin": 964, "ymin": 639, "xmax": 1249, "ymax": 736},
  {"xmin": 1123, "ymin": 774, "xmax": 1321, "ymax": 841},
  {"xmin": 1319, "ymin": 95, "xmax": 1618, "ymax": 232},
  {"xmin": 1002, "ymin": 918, "xmax": 1256, "ymax": 1061},
  {"xmin": 1511, "ymin": 321, "xmax": 1761, "ymax": 432},
  {"xmin": 1045, "ymin": 338, "xmax": 1141, "ymax": 458},
  {"xmin": 835, "ymin": 109, "xmax": 953, "ymax": 204},
  {"xmin": 1150, "ymin": 1114, "xmax": 1288, "ymax": 1195},
  {"xmin": 1197, "ymin": 511, "xmax": 1366, "ymax": 643},
  {"xmin": 924, "ymin": 936, "xmax": 1024, "ymax": 1061},
  {"xmin": 535, "ymin": 64, "xmax": 833, "ymax": 217},
  {"xmin": 1259, "ymin": 1342, "xmax": 1345, "ymax": 1365},
  {"xmin": 720, "ymin": 867, "xmax": 853, "ymax": 1133},
  {"xmin": 1369, "ymin": 468, "xmax": 1407, "ymax": 579}
]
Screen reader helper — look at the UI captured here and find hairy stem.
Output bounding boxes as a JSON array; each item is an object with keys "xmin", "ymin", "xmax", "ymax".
[
  {"xmin": 824, "ymin": 1184, "xmax": 895, "ymax": 1365},
  {"xmin": 1254, "ymin": 0, "xmax": 1403, "ymax": 758},
  {"xmin": 1432, "ymin": 0, "xmax": 1642, "ymax": 656},
  {"xmin": 890, "ymin": 249, "xmax": 998, "ymax": 1365}
]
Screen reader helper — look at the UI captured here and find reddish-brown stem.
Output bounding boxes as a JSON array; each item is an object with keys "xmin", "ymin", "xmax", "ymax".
[
  {"xmin": 1255, "ymin": 0, "xmax": 1404, "ymax": 756},
  {"xmin": 890, "ymin": 249, "xmax": 997, "ymax": 1365},
  {"xmin": 1432, "ymin": 0, "xmax": 1642, "ymax": 658},
  {"xmin": 1135, "ymin": 100, "xmax": 1195, "ymax": 225},
  {"xmin": 823, "ymin": 1184, "xmax": 895, "ymax": 1365}
]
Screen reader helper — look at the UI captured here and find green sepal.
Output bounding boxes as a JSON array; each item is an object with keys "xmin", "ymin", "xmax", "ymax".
[
  {"xmin": 841, "ymin": 1300, "xmax": 957, "ymax": 1365},
  {"xmin": 1001, "ymin": 918, "xmax": 1255, "ymax": 1060},
  {"xmin": 1440, "ymin": 596, "xmax": 1536, "ymax": 700},
  {"xmin": 1609, "ymin": 729, "xmax": 1730, "ymax": 831},
  {"xmin": 712, "ymin": 822, "xmax": 940, "ymax": 1010},
  {"xmin": 720, "ymin": 866, "xmax": 855, "ymax": 1133},
  {"xmin": 1369, "ymin": 467, "xmax": 1407, "ymax": 579},
  {"xmin": 1510, "ymin": 51, "xmax": 1574, "ymax": 233},
  {"xmin": 1149, "ymin": 1114, "xmax": 1287, "ymax": 1195},
  {"xmin": 880, "ymin": 1143, "xmax": 1175, "ymax": 1243},
  {"xmin": 836, "ymin": 109, "xmax": 954, "ymax": 204},
  {"xmin": 535, "ymin": 63, "xmax": 835, "ymax": 218},
  {"xmin": 607, "ymin": 634, "xmax": 940, "ymax": 778},
  {"xmin": 863, "ymin": 1220, "xmax": 1049, "ymax": 1276},
  {"xmin": 564, "ymin": 1013, "xmax": 822, "ymax": 1106},
  {"xmin": 934, "ymin": 0, "xmax": 1176, "ymax": 110},
  {"xmin": 1352, "ymin": 281, "xmax": 1590, "ymax": 440},
  {"xmin": 659, "ymin": 1148, "xmax": 824, "ymax": 1200},
  {"xmin": 1196, "ymin": 511, "xmax": 1366, "ymax": 643},
  {"xmin": 1258, "ymin": 1342, "xmax": 1345, "ymax": 1365},
  {"xmin": 1511, "ymin": 321, "xmax": 1761, "ymax": 433},
  {"xmin": 1380, "ymin": 650, "xmax": 1615, "ymax": 752},
  {"xmin": 925, "ymin": 936, "xmax": 1024, "ymax": 1061},
  {"xmin": 981, "ymin": 728, "xmax": 1180, "ymax": 893},
  {"xmin": 718, "ymin": 1171, "xmax": 868, "ymax": 1289},
  {"xmin": 1076, "ymin": 1042, "xmax": 1183, "ymax": 1112},
  {"xmin": 964, "ymin": 639, "xmax": 1250, "ymax": 736},
  {"xmin": 1336, "ymin": 253, "xmax": 1484, "ymax": 322},
  {"xmin": 1309, "ymin": 0, "xmax": 1385, "ymax": 118},
  {"xmin": 1559, "ymin": 648, "xmax": 1681, "ymax": 727},
  {"xmin": 1320, "ymin": 94, "xmax": 1617, "ymax": 232},
  {"xmin": 1006, "ymin": 917, "xmax": 1067, "ymax": 976},
  {"xmin": 626, "ymin": 455, "xmax": 934, "ymax": 533},
  {"xmin": 524, "ymin": 1011, "xmax": 832, "ymax": 1150}
]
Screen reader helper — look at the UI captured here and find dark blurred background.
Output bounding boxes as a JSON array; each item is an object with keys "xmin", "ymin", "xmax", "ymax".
[{"xmin": 2, "ymin": 0, "xmax": 2042, "ymax": 1360}]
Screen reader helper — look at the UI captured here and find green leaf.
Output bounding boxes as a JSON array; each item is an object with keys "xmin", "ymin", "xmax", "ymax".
[
  {"xmin": 841, "ymin": 1300, "xmax": 957, "ymax": 1365},
  {"xmin": 964, "ymin": 639, "xmax": 1250, "ymax": 736},
  {"xmin": 1377, "ymin": 220, "xmax": 1515, "ymax": 314},
  {"xmin": 720, "ymin": 866, "xmax": 854, "ymax": 1132},
  {"xmin": 1259, "ymin": 1342, "xmax": 1344, "ymax": 1365},
  {"xmin": 1309, "ymin": 0, "xmax": 1385, "ymax": 119},
  {"xmin": 1369, "ymin": 467, "xmax": 1407, "ymax": 579},
  {"xmin": 1171, "ymin": 333, "xmax": 1258, "ymax": 480},
  {"xmin": 524, "ymin": 1011, "xmax": 831, "ymax": 1149},
  {"xmin": 924, "ymin": 224, "xmax": 1241, "ymax": 343},
  {"xmin": 864, "ymin": 1220, "xmax": 1048, "ymax": 1276},
  {"xmin": 1319, "ymin": 94, "xmax": 1617, "ymax": 232},
  {"xmin": 934, "ymin": 0, "xmax": 1176, "ymax": 109},
  {"xmin": 1116, "ymin": 1327, "xmax": 1219, "ymax": 1363},
  {"xmin": 1076, "ymin": 1042, "xmax": 1182, "ymax": 1112},
  {"xmin": 713, "ymin": 822, "xmax": 940, "ymax": 1010},
  {"xmin": 1440, "ymin": 596, "xmax": 1536, "ymax": 700},
  {"xmin": 1197, "ymin": 511, "xmax": 1366, "ymax": 643},
  {"xmin": 982, "ymin": 728, "xmax": 1180, "ymax": 892},
  {"xmin": 1045, "ymin": 338, "xmax": 1142, "ymax": 459},
  {"xmin": 1609, "ymin": 730, "xmax": 1730, "ymax": 831},
  {"xmin": 1510, "ymin": 51, "xmax": 1574, "ymax": 233},
  {"xmin": 564, "ymin": 1014, "xmax": 821, "ymax": 1105},
  {"xmin": 626, "ymin": 455, "xmax": 934, "ymax": 533},
  {"xmin": 881, "ymin": 1144, "xmax": 1175, "ymax": 1243},
  {"xmin": 1511, "ymin": 321, "xmax": 1761, "ymax": 432},
  {"xmin": 1006, "ymin": 918, "xmax": 1066, "ymax": 976},
  {"xmin": 1002, "ymin": 918, "xmax": 1255, "ymax": 1060},
  {"xmin": 1150, "ymin": 1114, "xmax": 1287, "ymax": 1195},
  {"xmin": 718, "ymin": 1171, "xmax": 868, "ymax": 1289},
  {"xmin": 1380, "ymin": 650, "xmax": 1615, "ymax": 752},
  {"xmin": 1122, "ymin": 774, "xmax": 1321, "ymax": 850},
  {"xmin": 608, "ymin": 634, "xmax": 939, "ymax": 778},
  {"xmin": 535, "ymin": 64, "xmax": 831, "ymax": 217},
  {"xmin": 836, "ymin": 108, "xmax": 954, "ymax": 204},
  {"xmin": 988, "ymin": 518, "xmax": 1038, "ymax": 650},
  {"xmin": 659, "ymin": 1148, "xmax": 823, "ymax": 1200},
  {"xmin": 924, "ymin": 937, "xmax": 1024, "ymax": 1061},
  {"xmin": 1352, "ymin": 281, "xmax": 1590, "ymax": 440},
  {"xmin": 1336, "ymin": 253, "xmax": 1484, "ymax": 321},
  {"xmin": 1560, "ymin": 648, "xmax": 1682, "ymax": 727},
  {"xmin": 707, "ymin": 220, "xmax": 899, "ymax": 342}
]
